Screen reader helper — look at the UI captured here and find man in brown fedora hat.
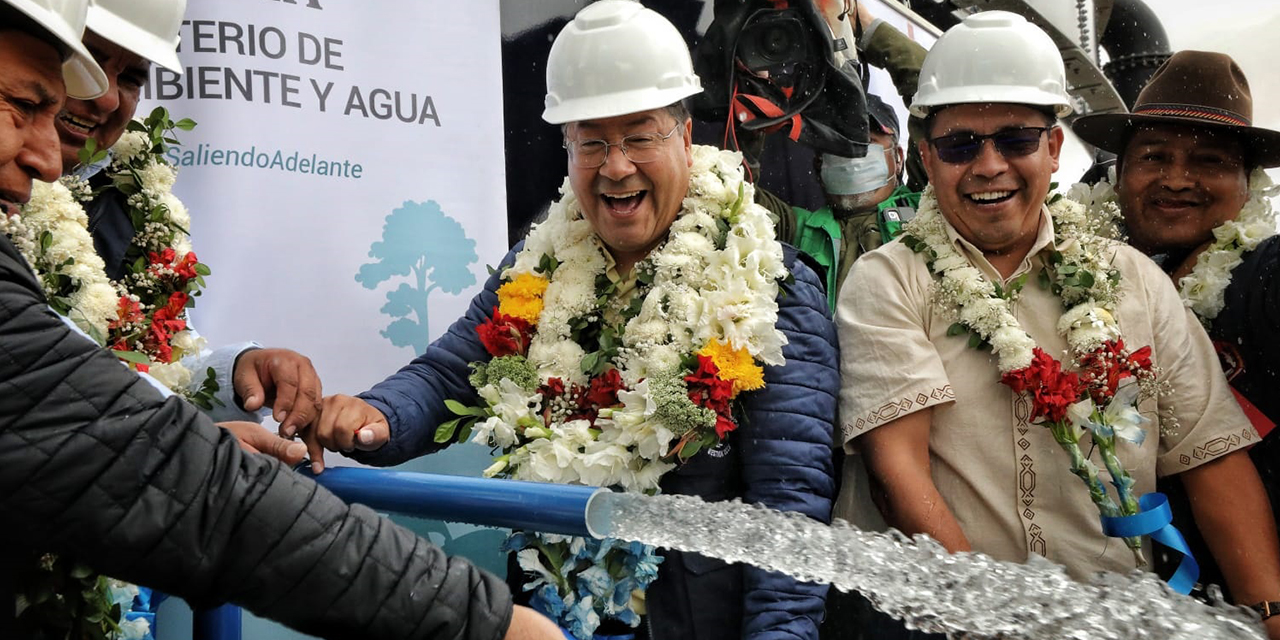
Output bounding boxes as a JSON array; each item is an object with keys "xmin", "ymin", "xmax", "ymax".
[{"xmin": 1073, "ymin": 49, "xmax": 1280, "ymax": 632}]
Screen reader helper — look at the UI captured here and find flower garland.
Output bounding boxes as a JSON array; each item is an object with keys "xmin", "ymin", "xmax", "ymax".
[
  {"xmin": 0, "ymin": 178, "xmax": 118, "ymax": 339},
  {"xmin": 1, "ymin": 107, "xmax": 215, "ymax": 402},
  {"xmin": 1071, "ymin": 168, "xmax": 1280, "ymax": 324},
  {"xmin": 1176, "ymin": 168, "xmax": 1279, "ymax": 322},
  {"xmin": 437, "ymin": 145, "xmax": 788, "ymax": 637},
  {"xmin": 901, "ymin": 186, "xmax": 1164, "ymax": 566},
  {"xmin": 1, "ymin": 107, "xmax": 210, "ymax": 640}
]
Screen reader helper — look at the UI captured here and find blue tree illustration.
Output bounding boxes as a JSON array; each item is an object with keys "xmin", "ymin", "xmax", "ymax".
[{"xmin": 357, "ymin": 200, "xmax": 478, "ymax": 354}]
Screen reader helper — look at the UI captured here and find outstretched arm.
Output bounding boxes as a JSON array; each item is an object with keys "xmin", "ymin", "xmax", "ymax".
[{"xmin": 0, "ymin": 242, "xmax": 515, "ymax": 640}]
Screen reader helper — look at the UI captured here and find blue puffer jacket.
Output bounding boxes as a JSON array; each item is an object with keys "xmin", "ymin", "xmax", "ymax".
[{"xmin": 353, "ymin": 244, "xmax": 839, "ymax": 640}]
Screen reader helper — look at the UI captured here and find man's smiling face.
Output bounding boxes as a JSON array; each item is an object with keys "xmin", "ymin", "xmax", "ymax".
[
  {"xmin": 565, "ymin": 108, "xmax": 692, "ymax": 273},
  {"xmin": 920, "ymin": 102, "xmax": 1062, "ymax": 260},
  {"xmin": 56, "ymin": 30, "xmax": 150, "ymax": 172},
  {"xmin": 1117, "ymin": 124, "xmax": 1249, "ymax": 255}
]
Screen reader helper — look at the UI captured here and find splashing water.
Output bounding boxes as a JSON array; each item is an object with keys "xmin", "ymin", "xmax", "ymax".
[{"xmin": 590, "ymin": 493, "xmax": 1264, "ymax": 639}]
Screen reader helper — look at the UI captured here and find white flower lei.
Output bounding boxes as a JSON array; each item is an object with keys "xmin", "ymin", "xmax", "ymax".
[
  {"xmin": 1072, "ymin": 168, "xmax": 1280, "ymax": 324},
  {"xmin": 476, "ymin": 144, "xmax": 788, "ymax": 493},
  {"xmin": 902, "ymin": 185, "xmax": 1124, "ymax": 373},
  {"xmin": 0, "ymin": 179, "xmax": 118, "ymax": 338},
  {"xmin": 0, "ymin": 128, "xmax": 204, "ymax": 393},
  {"xmin": 1177, "ymin": 169, "xmax": 1279, "ymax": 321}
]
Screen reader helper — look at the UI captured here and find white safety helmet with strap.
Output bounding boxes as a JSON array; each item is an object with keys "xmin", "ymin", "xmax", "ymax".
[
  {"xmin": 4, "ymin": 0, "xmax": 108, "ymax": 98},
  {"xmin": 87, "ymin": 0, "xmax": 184, "ymax": 73},
  {"xmin": 543, "ymin": 0, "xmax": 702, "ymax": 125},
  {"xmin": 909, "ymin": 11, "xmax": 1072, "ymax": 118}
]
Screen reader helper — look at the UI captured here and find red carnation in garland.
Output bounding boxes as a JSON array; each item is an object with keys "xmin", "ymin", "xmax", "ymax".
[
  {"xmin": 563, "ymin": 370, "xmax": 626, "ymax": 425},
  {"xmin": 477, "ymin": 306, "xmax": 535, "ymax": 357},
  {"xmin": 1126, "ymin": 344, "xmax": 1153, "ymax": 371},
  {"xmin": 109, "ymin": 296, "xmax": 145, "ymax": 331},
  {"xmin": 143, "ymin": 291, "xmax": 190, "ymax": 363},
  {"xmin": 585, "ymin": 369, "xmax": 625, "ymax": 409},
  {"xmin": 1077, "ymin": 339, "xmax": 1155, "ymax": 403},
  {"xmin": 539, "ymin": 377, "xmax": 565, "ymax": 399},
  {"xmin": 685, "ymin": 355, "xmax": 738, "ymax": 436},
  {"xmin": 148, "ymin": 247, "xmax": 177, "ymax": 267},
  {"xmin": 1000, "ymin": 348, "xmax": 1081, "ymax": 423},
  {"xmin": 713, "ymin": 413, "xmax": 737, "ymax": 438}
]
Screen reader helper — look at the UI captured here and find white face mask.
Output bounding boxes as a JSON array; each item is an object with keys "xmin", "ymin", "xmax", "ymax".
[{"xmin": 820, "ymin": 145, "xmax": 891, "ymax": 196}]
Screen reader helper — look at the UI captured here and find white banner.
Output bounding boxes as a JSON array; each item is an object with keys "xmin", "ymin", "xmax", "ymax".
[
  {"xmin": 144, "ymin": 0, "xmax": 506, "ymax": 396},
  {"xmin": 142, "ymin": 2, "xmax": 508, "ymax": 636}
]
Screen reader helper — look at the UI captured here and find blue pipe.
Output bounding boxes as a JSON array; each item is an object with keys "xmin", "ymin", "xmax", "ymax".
[
  {"xmin": 298, "ymin": 466, "xmax": 612, "ymax": 538},
  {"xmin": 190, "ymin": 469, "xmax": 614, "ymax": 640},
  {"xmin": 193, "ymin": 604, "xmax": 241, "ymax": 640}
]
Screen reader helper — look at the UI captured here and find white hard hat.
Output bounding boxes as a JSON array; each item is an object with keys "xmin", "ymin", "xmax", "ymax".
[
  {"xmin": 909, "ymin": 11, "xmax": 1072, "ymax": 118},
  {"xmin": 5, "ymin": 0, "xmax": 108, "ymax": 98},
  {"xmin": 87, "ymin": 0, "xmax": 184, "ymax": 73},
  {"xmin": 543, "ymin": 0, "xmax": 702, "ymax": 125}
]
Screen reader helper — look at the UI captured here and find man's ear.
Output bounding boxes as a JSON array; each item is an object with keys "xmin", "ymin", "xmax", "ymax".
[
  {"xmin": 1047, "ymin": 125, "xmax": 1065, "ymax": 173},
  {"xmin": 683, "ymin": 118, "xmax": 693, "ymax": 167}
]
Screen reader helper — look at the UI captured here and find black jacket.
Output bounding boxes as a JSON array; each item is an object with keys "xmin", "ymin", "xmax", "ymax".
[
  {"xmin": 84, "ymin": 175, "xmax": 133, "ymax": 280},
  {"xmin": 0, "ymin": 234, "xmax": 513, "ymax": 639},
  {"xmin": 1159, "ymin": 236, "xmax": 1280, "ymax": 595},
  {"xmin": 1211, "ymin": 235, "xmax": 1280, "ymax": 518}
]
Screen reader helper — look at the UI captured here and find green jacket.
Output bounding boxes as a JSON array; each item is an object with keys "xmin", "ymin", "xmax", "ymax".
[{"xmin": 790, "ymin": 185, "xmax": 920, "ymax": 312}]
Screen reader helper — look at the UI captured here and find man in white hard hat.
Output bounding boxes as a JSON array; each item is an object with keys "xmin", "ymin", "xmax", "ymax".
[
  {"xmin": 836, "ymin": 11, "xmax": 1280, "ymax": 639},
  {"xmin": 308, "ymin": 2, "xmax": 839, "ymax": 638},
  {"xmin": 40, "ymin": 0, "xmax": 324, "ymax": 442},
  {"xmin": 0, "ymin": 3, "xmax": 562, "ymax": 638}
]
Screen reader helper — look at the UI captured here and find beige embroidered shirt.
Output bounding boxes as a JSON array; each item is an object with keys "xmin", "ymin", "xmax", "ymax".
[{"xmin": 835, "ymin": 205, "xmax": 1257, "ymax": 579}]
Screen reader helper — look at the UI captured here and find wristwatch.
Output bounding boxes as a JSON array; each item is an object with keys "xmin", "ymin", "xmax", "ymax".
[{"xmin": 1251, "ymin": 601, "xmax": 1280, "ymax": 620}]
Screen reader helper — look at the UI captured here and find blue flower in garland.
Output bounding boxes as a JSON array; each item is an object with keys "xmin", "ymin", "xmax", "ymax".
[
  {"xmin": 575, "ymin": 565, "xmax": 613, "ymax": 600},
  {"xmin": 563, "ymin": 592, "xmax": 601, "ymax": 640},
  {"xmin": 529, "ymin": 583, "xmax": 567, "ymax": 622},
  {"xmin": 621, "ymin": 541, "xmax": 663, "ymax": 583},
  {"xmin": 503, "ymin": 531, "xmax": 665, "ymax": 638}
]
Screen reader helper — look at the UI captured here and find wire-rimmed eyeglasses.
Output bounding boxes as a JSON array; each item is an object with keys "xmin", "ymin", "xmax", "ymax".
[{"xmin": 563, "ymin": 123, "xmax": 682, "ymax": 169}]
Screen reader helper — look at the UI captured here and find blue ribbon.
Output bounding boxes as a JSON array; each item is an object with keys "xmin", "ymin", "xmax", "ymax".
[{"xmin": 1099, "ymin": 492, "xmax": 1199, "ymax": 594}]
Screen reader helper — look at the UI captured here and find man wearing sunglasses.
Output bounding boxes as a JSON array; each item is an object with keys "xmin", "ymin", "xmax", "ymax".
[
  {"xmin": 835, "ymin": 11, "xmax": 1280, "ymax": 636},
  {"xmin": 306, "ymin": 2, "xmax": 839, "ymax": 638}
]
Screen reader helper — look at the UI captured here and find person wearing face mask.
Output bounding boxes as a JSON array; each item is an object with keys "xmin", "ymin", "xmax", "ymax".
[{"xmin": 788, "ymin": 93, "xmax": 919, "ymax": 311}]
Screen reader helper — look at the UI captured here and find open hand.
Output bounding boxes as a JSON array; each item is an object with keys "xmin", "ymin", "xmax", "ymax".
[{"xmin": 233, "ymin": 348, "xmax": 322, "ymax": 437}]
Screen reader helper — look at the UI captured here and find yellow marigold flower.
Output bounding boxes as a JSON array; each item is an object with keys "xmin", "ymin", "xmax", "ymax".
[
  {"xmin": 497, "ymin": 272, "xmax": 549, "ymax": 323},
  {"xmin": 698, "ymin": 339, "xmax": 765, "ymax": 396}
]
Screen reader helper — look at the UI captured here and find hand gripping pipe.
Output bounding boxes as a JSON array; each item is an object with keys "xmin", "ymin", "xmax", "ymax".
[
  {"xmin": 193, "ymin": 468, "xmax": 613, "ymax": 640},
  {"xmin": 298, "ymin": 466, "xmax": 615, "ymax": 538}
]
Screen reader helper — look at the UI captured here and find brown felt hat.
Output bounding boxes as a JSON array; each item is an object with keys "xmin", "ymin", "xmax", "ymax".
[{"xmin": 1072, "ymin": 50, "xmax": 1280, "ymax": 168}]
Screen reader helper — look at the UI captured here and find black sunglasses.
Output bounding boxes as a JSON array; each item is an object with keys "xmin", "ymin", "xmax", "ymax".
[{"xmin": 928, "ymin": 127, "xmax": 1053, "ymax": 164}]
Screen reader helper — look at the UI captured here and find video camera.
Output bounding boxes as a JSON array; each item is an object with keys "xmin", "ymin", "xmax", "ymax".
[{"xmin": 691, "ymin": 0, "xmax": 872, "ymax": 160}]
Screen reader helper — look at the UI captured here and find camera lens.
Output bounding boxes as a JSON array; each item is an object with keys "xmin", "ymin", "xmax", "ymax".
[
  {"xmin": 759, "ymin": 25, "xmax": 795, "ymax": 60},
  {"xmin": 738, "ymin": 11, "xmax": 810, "ymax": 72}
]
